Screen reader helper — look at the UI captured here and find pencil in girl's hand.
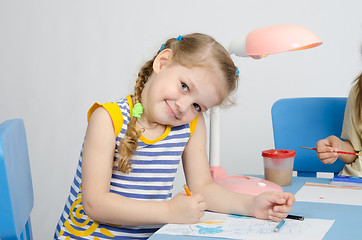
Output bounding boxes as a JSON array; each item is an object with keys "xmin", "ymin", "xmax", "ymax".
[
  {"xmin": 274, "ymin": 219, "xmax": 285, "ymax": 232},
  {"xmin": 300, "ymin": 147, "xmax": 362, "ymax": 156},
  {"xmin": 183, "ymin": 184, "xmax": 192, "ymax": 196}
]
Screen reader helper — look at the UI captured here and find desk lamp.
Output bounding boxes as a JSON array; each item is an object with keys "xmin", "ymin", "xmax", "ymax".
[{"xmin": 210, "ymin": 24, "xmax": 322, "ymax": 195}]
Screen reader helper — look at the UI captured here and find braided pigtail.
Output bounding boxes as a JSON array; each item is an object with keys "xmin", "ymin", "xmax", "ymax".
[{"xmin": 117, "ymin": 57, "xmax": 156, "ymax": 173}]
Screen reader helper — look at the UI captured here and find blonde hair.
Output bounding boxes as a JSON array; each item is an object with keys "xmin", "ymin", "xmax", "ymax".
[{"xmin": 117, "ymin": 33, "xmax": 239, "ymax": 173}]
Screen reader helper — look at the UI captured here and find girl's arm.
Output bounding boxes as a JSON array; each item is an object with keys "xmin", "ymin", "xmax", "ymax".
[
  {"xmin": 182, "ymin": 113, "xmax": 294, "ymax": 221},
  {"xmin": 81, "ymin": 107, "xmax": 204, "ymax": 225}
]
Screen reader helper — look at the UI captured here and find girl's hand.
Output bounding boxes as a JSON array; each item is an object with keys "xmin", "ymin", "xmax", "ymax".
[
  {"xmin": 252, "ymin": 191, "xmax": 295, "ymax": 222},
  {"xmin": 316, "ymin": 135, "xmax": 342, "ymax": 164},
  {"xmin": 167, "ymin": 192, "xmax": 207, "ymax": 224}
]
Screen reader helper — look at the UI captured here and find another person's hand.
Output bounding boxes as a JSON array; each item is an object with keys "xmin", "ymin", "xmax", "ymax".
[
  {"xmin": 316, "ymin": 135, "xmax": 342, "ymax": 164},
  {"xmin": 252, "ymin": 191, "xmax": 295, "ymax": 222}
]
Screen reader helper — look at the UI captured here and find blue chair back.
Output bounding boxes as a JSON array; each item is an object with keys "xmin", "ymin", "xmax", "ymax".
[
  {"xmin": 0, "ymin": 119, "xmax": 33, "ymax": 240},
  {"xmin": 271, "ymin": 97, "xmax": 347, "ymax": 177}
]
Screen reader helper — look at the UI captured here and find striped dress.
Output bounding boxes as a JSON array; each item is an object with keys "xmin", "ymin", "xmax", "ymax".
[{"xmin": 54, "ymin": 95, "xmax": 198, "ymax": 240}]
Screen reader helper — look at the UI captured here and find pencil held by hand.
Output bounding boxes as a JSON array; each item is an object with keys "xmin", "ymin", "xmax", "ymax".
[
  {"xmin": 300, "ymin": 146, "xmax": 362, "ymax": 156},
  {"xmin": 183, "ymin": 184, "xmax": 192, "ymax": 196},
  {"xmin": 274, "ymin": 219, "xmax": 285, "ymax": 232}
]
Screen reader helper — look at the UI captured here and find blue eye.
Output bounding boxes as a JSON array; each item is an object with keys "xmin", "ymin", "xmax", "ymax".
[
  {"xmin": 193, "ymin": 103, "xmax": 201, "ymax": 112},
  {"xmin": 181, "ymin": 82, "xmax": 189, "ymax": 92}
]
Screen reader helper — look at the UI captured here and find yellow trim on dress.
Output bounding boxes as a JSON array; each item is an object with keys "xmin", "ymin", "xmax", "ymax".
[
  {"xmin": 87, "ymin": 102, "xmax": 123, "ymax": 138},
  {"xmin": 189, "ymin": 115, "xmax": 199, "ymax": 137},
  {"xmin": 139, "ymin": 127, "xmax": 172, "ymax": 145},
  {"xmin": 127, "ymin": 95, "xmax": 134, "ymax": 116},
  {"xmin": 126, "ymin": 96, "xmax": 172, "ymax": 144},
  {"xmin": 87, "ymin": 96, "xmax": 198, "ymax": 144}
]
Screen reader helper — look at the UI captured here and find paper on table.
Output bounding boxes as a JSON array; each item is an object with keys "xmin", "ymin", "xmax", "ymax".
[
  {"xmin": 155, "ymin": 211, "xmax": 334, "ymax": 240},
  {"xmin": 295, "ymin": 184, "xmax": 362, "ymax": 206}
]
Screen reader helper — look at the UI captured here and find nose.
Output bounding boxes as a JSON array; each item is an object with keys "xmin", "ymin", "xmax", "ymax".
[{"xmin": 175, "ymin": 96, "xmax": 192, "ymax": 115}]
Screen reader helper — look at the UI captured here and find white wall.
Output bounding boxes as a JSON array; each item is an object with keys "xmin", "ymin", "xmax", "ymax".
[{"xmin": 1, "ymin": 0, "xmax": 361, "ymax": 239}]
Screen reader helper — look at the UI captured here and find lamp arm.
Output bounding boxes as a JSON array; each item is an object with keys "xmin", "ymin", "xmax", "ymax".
[
  {"xmin": 227, "ymin": 34, "xmax": 249, "ymax": 57},
  {"xmin": 209, "ymin": 106, "xmax": 221, "ymax": 166}
]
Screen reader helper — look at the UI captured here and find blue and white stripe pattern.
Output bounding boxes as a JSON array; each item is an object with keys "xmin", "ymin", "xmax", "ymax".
[{"xmin": 54, "ymin": 96, "xmax": 193, "ymax": 239}]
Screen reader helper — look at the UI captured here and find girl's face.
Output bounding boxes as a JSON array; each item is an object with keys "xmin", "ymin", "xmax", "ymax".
[{"xmin": 142, "ymin": 63, "xmax": 225, "ymax": 126}]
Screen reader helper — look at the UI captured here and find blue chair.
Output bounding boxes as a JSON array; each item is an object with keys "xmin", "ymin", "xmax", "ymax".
[
  {"xmin": 271, "ymin": 97, "xmax": 347, "ymax": 177},
  {"xmin": 0, "ymin": 119, "xmax": 33, "ymax": 240}
]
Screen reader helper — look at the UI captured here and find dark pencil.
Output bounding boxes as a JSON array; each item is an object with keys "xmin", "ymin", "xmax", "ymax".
[{"xmin": 286, "ymin": 214, "xmax": 304, "ymax": 221}]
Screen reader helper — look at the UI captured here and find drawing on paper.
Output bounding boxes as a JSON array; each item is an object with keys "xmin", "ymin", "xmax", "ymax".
[
  {"xmin": 196, "ymin": 225, "xmax": 223, "ymax": 234},
  {"xmin": 155, "ymin": 211, "xmax": 335, "ymax": 240}
]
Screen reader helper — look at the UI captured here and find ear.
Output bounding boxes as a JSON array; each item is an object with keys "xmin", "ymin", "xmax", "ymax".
[{"xmin": 153, "ymin": 49, "xmax": 173, "ymax": 74}]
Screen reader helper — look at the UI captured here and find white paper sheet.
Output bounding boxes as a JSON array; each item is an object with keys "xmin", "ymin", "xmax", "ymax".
[
  {"xmin": 295, "ymin": 185, "xmax": 362, "ymax": 206},
  {"xmin": 155, "ymin": 211, "xmax": 334, "ymax": 240}
]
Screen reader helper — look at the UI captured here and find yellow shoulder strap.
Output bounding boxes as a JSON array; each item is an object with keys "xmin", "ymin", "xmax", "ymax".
[
  {"xmin": 87, "ymin": 102, "xmax": 123, "ymax": 138},
  {"xmin": 189, "ymin": 115, "xmax": 199, "ymax": 137}
]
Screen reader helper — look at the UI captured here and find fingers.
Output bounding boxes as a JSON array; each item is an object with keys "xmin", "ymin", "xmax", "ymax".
[
  {"xmin": 198, "ymin": 208, "xmax": 206, "ymax": 220},
  {"xmin": 191, "ymin": 196, "xmax": 207, "ymax": 223},
  {"xmin": 196, "ymin": 197, "xmax": 207, "ymax": 212},
  {"xmin": 191, "ymin": 193, "xmax": 205, "ymax": 203},
  {"xmin": 268, "ymin": 192, "xmax": 294, "ymax": 222},
  {"xmin": 327, "ymin": 135, "xmax": 343, "ymax": 150},
  {"xmin": 316, "ymin": 149, "xmax": 338, "ymax": 164},
  {"xmin": 316, "ymin": 137, "xmax": 340, "ymax": 164},
  {"xmin": 272, "ymin": 201, "xmax": 293, "ymax": 214},
  {"xmin": 287, "ymin": 195, "xmax": 295, "ymax": 206},
  {"xmin": 319, "ymin": 155, "xmax": 338, "ymax": 164},
  {"xmin": 316, "ymin": 136, "xmax": 341, "ymax": 151},
  {"xmin": 185, "ymin": 193, "xmax": 207, "ymax": 209},
  {"xmin": 171, "ymin": 192, "xmax": 207, "ymax": 224},
  {"xmin": 269, "ymin": 211, "xmax": 288, "ymax": 222},
  {"xmin": 283, "ymin": 192, "xmax": 295, "ymax": 206},
  {"xmin": 270, "ymin": 201, "xmax": 294, "ymax": 222},
  {"xmin": 266, "ymin": 192, "xmax": 294, "ymax": 205},
  {"xmin": 185, "ymin": 193, "xmax": 207, "ymax": 217}
]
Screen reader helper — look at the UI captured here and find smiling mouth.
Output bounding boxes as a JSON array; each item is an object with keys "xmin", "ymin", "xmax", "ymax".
[{"xmin": 165, "ymin": 100, "xmax": 179, "ymax": 119}]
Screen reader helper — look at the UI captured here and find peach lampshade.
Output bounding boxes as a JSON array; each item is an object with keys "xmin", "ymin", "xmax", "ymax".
[{"xmin": 228, "ymin": 24, "xmax": 322, "ymax": 59}]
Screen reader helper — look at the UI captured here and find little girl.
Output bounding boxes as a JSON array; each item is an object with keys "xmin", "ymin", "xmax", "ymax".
[
  {"xmin": 54, "ymin": 33, "xmax": 295, "ymax": 239},
  {"xmin": 316, "ymin": 73, "xmax": 362, "ymax": 176}
]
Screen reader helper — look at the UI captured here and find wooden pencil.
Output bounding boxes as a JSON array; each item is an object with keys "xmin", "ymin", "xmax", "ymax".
[
  {"xmin": 183, "ymin": 184, "xmax": 192, "ymax": 196},
  {"xmin": 305, "ymin": 182, "xmax": 362, "ymax": 190}
]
